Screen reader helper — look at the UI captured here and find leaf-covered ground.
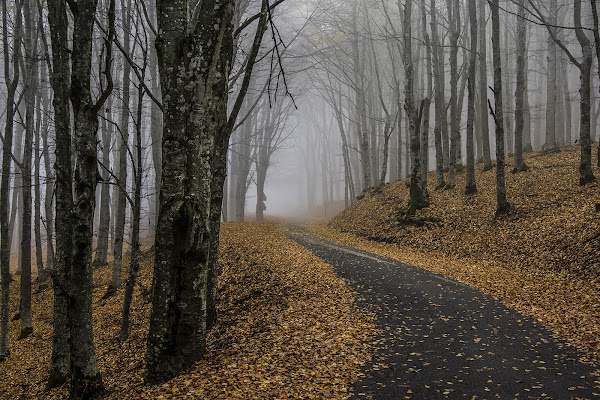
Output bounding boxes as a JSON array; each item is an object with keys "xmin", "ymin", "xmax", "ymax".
[
  {"xmin": 0, "ymin": 223, "xmax": 373, "ymax": 399},
  {"xmin": 317, "ymin": 146, "xmax": 600, "ymax": 363}
]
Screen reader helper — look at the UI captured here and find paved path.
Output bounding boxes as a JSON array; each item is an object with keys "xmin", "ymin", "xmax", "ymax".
[{"xmin": 285, "ymin": 226, "xmax": 599, "ymax": 399}]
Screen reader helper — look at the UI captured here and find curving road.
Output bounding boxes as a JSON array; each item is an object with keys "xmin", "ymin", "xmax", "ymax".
[{"xmin": 286, "ymin": 225, "xmax": 600, "ymax": 400}]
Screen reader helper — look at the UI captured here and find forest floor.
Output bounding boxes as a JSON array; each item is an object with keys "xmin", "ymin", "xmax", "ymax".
[
  {"xmin": 315, "ymin": 145, "xmax": 600, "ymax": 366},
  {"xmin": 0, "ymin": 223, "xmax": 373, "ymax": 399}
]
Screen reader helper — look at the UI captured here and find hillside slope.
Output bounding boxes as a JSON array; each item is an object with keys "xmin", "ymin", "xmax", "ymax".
[
  {"xmin": 333, "ymin": 146, "xmax": 600, "ymax": 278},
  {"xmin": 320, "ymin": 146, "xmax": 600, "ymax": 361}
]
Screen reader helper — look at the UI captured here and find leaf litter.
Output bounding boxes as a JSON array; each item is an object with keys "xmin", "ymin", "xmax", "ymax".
[{"xmin": 0, "ymin": 222, "xmax": 374, "ymax": 399}]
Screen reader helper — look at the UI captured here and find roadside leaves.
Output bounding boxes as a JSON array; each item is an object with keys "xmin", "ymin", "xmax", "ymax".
[
  {"xmin": 317, "ymin": 146, "xmax": 600, "ymax": 363},
  {"xmin": 0, "ymin": 223, "xmax": 374, "ymax": 399}
]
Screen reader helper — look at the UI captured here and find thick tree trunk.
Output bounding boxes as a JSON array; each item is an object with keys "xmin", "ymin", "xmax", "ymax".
[
  {"xmin": 68, "ymin": 0, "xmax": 109, "ymax": 394},
  {"xmin": 465, "ymin": 0, "xmax": 477, "ymax": 194},
  {"xmin": 145, "ymin": 0, "xmax": 239, "ymax": 385},
  {"xmin": 489, "ymin": 0, "xmax": 510, "ymax": 215},
  {"xmin": 46, "ymin": 0, "xmax": 72, "ymax": 388}
]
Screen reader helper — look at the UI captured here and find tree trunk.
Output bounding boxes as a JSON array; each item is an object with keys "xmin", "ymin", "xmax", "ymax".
[
  {"xmin": 513, "ymin": 0, "xmax": 528, "ymax": 173},
  {"xmin": 465, "ymin": 0, "xmax": 477, "ymax": 194},
  {"xmin": 430, "ymin": 0, "xmax": 445, "ymax": 189},
  {"xmin": 403, "ymin": 0, "xmax": 426, "ymax": 211},
  {"xmin": 111, "ymin": 0, "xmax": 133, "ymax": 290},
  {"xmin": 145, "ymin": 0, "xmax": 242, "ymax": 385},
  {"xmin": 574, "ymin": 0, "xmax": 595, "ymax": 185},
  {"xmin": 41, "ymin": 85, "xmax": 55, "ymax": 273},
  {"xmin": 46, "ymin": 0, "xmax": 72, "ymax": 389},
  {"xmin": 544, "ymin": 0, "xmax": 558, "ymax": 152},
  {"xmin": 0, "ymin": 0, "xmax": 22, "ymax": 359},
  {"xmin": 18, "ymin": 0, "xmax": 39, "ymax": 338},
  {"xmin": 351, "ymin": 4, "xmax": 371, "ymax": 191},
  {"xmin": 589, "ymin": 0, "xmax": 600, "ymax": 166},
  {"xmin": 479, "ymin": 0, "xmax": 493, "ymax": 170},
  {"xmin": 120, "ymin": 76, "xmax": 144, "ymax": 341},
  {"xmin": 489, "ymin": 0, "xmax": 510, "ymax": 215},
  {"xmin": 446, "ymin": 0, "xmax": 459, "ymax": 189},
  {"xmin": 68, "ymin": 0, "xmax": 112, "ymax": 394},
  {"xmin": 93, "ymin": 101, "xmax": 112, "ymax": 267}
]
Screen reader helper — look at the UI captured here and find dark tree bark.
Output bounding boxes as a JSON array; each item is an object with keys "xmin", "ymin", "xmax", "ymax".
[
  {"xmin": 146, "ymin": 0, "xmax": 269, "ymax": 384},
  {"xmin": 0, "ymin": 0, "xmax": 22, "ymax": 360},
  {"xmin": 489, "ymin": 0, "xmax": 510, "ymax": 215},
  {"xmin": 465, "ymin": 0, "xmax": 478, "ymax": 194},
  {"xmin": 47, "ymin": 0, "xmax": 115, "ymax": 395},
  {"xmin": 46, "ymin": 0, "xmax": 72, "ymax": 388},
  {"xmin": 402, "ymin": 0, "xmax": 426, "ymax": 211}
]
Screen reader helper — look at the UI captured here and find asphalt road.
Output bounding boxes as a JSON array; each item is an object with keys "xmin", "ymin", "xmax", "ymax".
[{"xmin": 286, "ymin": 226, "xmax": 600, "ymax": 400}]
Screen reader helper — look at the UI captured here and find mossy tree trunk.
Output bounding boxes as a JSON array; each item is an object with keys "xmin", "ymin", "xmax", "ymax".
[{"xmin": 146, "ymin": 0, "xmax": 270, "ymax": 385}]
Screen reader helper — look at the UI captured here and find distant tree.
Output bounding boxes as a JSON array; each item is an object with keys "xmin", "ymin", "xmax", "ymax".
[{"xmin": 527, "ymin": 0, "xmax": 596, "ymax": 185}]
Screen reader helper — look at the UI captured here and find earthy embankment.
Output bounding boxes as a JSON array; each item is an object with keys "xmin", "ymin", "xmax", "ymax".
[
  {"xmin": 313, "ymin": 146, "xmax": 600, "ymax": 364},
  {"xmin": 0, "ymin": 223, "xmax": 373, "ymax": 399}
]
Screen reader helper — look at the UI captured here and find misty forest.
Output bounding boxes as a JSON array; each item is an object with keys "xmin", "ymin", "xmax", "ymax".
[{"xmin": 0, "ymin": 0, "xmax": 600, "ymax": 398}]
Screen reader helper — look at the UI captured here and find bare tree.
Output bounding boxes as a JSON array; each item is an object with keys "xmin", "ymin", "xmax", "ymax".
[
  {"xmin": 465, "ymin": 0, "xmax": 478, "ymax": 194},
  {"xmin": 513, "ymin": 0, "xmax": 529, "ymax": 172},
  {"xmin": 0, "ymin": 0, "xmax": 22, "ymax": 360},
  {"xmin": 488, "ymin": 0, "xmax": 510, "ymax": 215}
]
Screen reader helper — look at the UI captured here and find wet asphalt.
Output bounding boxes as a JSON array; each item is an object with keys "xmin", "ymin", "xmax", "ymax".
[{"xmin": 286, "ymin": 226, "xmax": 600, "ymax": 400}]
